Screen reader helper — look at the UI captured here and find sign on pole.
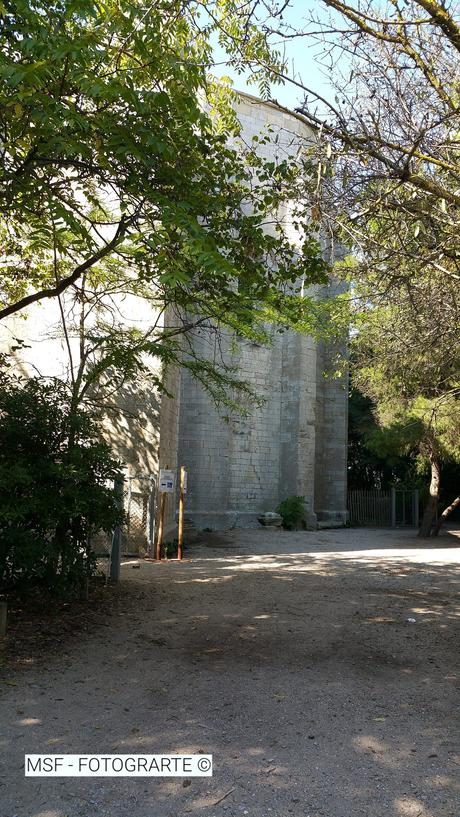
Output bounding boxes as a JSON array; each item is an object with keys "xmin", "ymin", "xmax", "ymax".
[
  {"xmin": 159, "ymin": 469, "xmax": 175, "ymax": 493},
  {"xmin": 155, "ymin": 467, "xmax": 174, "ymax": 560}
]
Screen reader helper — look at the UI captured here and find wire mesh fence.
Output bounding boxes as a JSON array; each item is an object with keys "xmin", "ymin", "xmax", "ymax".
[{"xmin": 92, "ymin": 474, "xmax": 156, "ymax": 556}]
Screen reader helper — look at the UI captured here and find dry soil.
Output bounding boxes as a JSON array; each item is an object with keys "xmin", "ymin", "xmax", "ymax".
[{"xmin": 0, "ymin": 526, "xmax": 459, "ymax": 817}]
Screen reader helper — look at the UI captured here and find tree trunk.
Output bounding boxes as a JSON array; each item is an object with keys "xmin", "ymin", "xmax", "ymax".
[
  {"xmin": 418, "ymin": 455, "xmax": 441, "ymax": 538},
  {"xmin": 432, "ymin": 494, "xmax": 460, "ymax": 536}
]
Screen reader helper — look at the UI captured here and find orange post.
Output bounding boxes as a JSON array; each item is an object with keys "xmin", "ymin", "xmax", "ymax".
[
  {"xmin": 155, "ymin": 492, "xmax": 166, "ymax": 561},
  {"xmin": 177, "ymin": 465, "xmax": 186, "ymax": 560}
]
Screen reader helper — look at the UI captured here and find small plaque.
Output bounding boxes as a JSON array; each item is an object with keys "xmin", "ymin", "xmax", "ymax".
[{"xmin": 159, "ymin": 469, "xmax": 175, "ymax": 493}]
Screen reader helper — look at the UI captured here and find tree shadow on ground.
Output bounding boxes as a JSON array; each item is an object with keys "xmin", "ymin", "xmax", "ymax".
[{"xmin": 1, "ymin": 529, "xmax": 459, "ymax": 817}]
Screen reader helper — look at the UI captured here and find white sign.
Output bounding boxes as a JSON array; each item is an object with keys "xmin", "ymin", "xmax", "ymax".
[{"xmin": 159, "ymin": 469, "xmax": 175, "ymax": 493}]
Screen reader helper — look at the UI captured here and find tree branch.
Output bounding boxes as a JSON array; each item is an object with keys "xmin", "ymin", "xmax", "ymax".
[
  {"xmin": 0, "ymin": 219, "xmax": 129, "ymax": 321},
  {"xmin": 415, "ymin": 0, "xmax": 460, "ymax": 54}
]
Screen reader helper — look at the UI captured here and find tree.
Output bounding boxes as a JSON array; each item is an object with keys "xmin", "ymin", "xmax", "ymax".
[
  {"xmin": 351, "ymin": 271, "xmax": 460, "ymax": 537},
  {"xmin": 205, "ymin": 1, "xmax": 460, "ymax": 265},
  {"xmin": 0, "ymin": 0, "xmax": 329, "ymax": 405},
  {"xmin": 347, "ymin": 385, "xmax": 417, "ymax": 491},
  {"xmin": 0, "ymin": 373, "xmax": 123, "ymax": 594},
  {"xmin": 202, "ymin": 0, "xmax": 460, "ymax": 531},
  {"xmin": 203, "ymin": 1, "xmax": 460, "ymax": 300}
]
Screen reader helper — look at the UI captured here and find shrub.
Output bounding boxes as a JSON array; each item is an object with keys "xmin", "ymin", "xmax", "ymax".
[
  {"xmin": 162, "ymin": 539, "xmax": 178, "ymax": 559},
  {"xmin": 275, "ymin": 496, "xmax": 306, "ymax": 530},
  {"xmin": 0, "ymin": 375, "xmax": 123, "ymax": 595}
]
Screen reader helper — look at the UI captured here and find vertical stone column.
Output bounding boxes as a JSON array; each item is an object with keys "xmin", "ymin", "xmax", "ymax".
[
  {"xmin": 279, "ymin": 329, "xmax": 318, "ymax": 528},
  {"xmin": 228, "ymin": 333, "xmax": 283, "ymax": 523},
  {"xmin": 176, "ymin": 328, "xmax": 232, "ymax": 529},
  {"xmin": 177, "ymin": 328, "xmax": 284, "ymax": 529},
  {"xmin": 314, "ymin": 339, "xmax": 348, "ymax": 526}
]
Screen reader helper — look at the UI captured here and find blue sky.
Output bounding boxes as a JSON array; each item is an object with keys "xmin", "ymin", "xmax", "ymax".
[{"xmin": 209, "ymin": 1, "xmax": 342, "ymax": 110}]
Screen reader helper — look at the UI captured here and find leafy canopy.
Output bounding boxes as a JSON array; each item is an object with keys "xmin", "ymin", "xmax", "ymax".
[
  {"xmin": 0, "ymin": 0, "xmax": 327, "ymax": 358},
  {"xmin": 351, "ymin": 270, "xmax": 460, "ymax": 470}
]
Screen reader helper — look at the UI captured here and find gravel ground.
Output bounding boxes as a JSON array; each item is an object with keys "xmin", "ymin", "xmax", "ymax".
[{"xmin": 1, "ymin": 526, "xmax": 460, "ymax": 817}]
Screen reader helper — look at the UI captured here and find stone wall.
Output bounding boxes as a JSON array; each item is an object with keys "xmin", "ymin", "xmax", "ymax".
[
  {"xmin": 0, "ymin": 294, "xmax": 164, "ymax": 553},
  {"xmin": 175, "ymin": 91, "xmax": 348, "ymax": 531},
  {"xmin": 0, "ymin": 90, "xmax": 349, "ymax": 543}
]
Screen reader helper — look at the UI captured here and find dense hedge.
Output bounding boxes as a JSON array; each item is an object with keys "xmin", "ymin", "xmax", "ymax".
[{"xmin": 0, "ymin": 375, "xmax": 123, "ymax": 595}]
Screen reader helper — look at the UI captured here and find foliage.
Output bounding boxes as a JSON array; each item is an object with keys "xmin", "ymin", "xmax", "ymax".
[
  {"xmin": 0, "ymin": 375, "xmax": 123, "ymax": 594},
  {"xmin": 347, "ymin": 386, "xmax": 418, "ymax": 491},
  {"xmin": 348, "ymin": 386, "xmax": 460, "ymax": 515},
  {"xmin": 350, "ymin": 275, "xmax": 460, "ymax": 536},
  {"xmin": 206, "ymin": 1, "xmax": 460, "ymax": 291},
  {"xmin": 0, "ymin": 0, "xmax": 330, "ymax": 412},
  {"xmin": 205, "ymin": 0, "xmax": 460, "ymax": 531},
  {"xmin": 275, "ymin": 495, "xmax": 305, "ymax": 530},
  {"xmin": 352, "ymin": 277, "xmax": 460, "ymax": 457},
  {"xmin": 204, "ymin": 1, "xmax": 460, "ymax": 338}
]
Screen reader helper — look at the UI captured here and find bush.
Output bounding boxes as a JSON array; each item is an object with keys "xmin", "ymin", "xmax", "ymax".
[
  {"xmin": 162, "ymin": 539, "xmax": 178, "ymax": 559},
  {"xmin": 0, "ymin": 375, "xmax": 123, "ymax": 595},
  {"xmin": 275, "ymin": 496, "xmax": 306, "ymax": 530}
]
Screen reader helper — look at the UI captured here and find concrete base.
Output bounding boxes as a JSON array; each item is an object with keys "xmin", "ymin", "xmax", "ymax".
[
  {"xmin": 316, "ymin": 509, "xmax": 348, "ymax": 529},
  {"xmin": 181, "ymin": 509, "xmax": 347, "ymax": 532},
  {"xmin": 185, "ymin": 511, "xmax": 269, "ymax": 531},
  {"xmin": 304, "ymin": 509, "xmax": 318, "ymax": 531},
  {"xmin": 258, "ymin": 512, "xmax": 283, "ymax": 528},
  {"xmin": 162, "ymin": 518, "xmax": 199, "ymax": 544}
]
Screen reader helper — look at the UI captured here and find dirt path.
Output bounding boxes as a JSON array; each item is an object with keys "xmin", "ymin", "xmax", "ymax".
[{"xmin": 1, "ymin": 527, "xmax": 460, "ymax": 817}]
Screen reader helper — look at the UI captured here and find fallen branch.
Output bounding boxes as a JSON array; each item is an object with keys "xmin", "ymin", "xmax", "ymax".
[{"xmin": 210, "ymin": 787, "xmax": 235, "ymax": 806}]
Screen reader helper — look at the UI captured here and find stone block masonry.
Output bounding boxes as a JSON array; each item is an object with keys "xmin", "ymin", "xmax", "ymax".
[
  {"xmin": 0, "ymin": 90, "xmax": 348, "ymax": 546},
  {"xmin": 162, "ymin": 91, "xmax": 348, "ymax": 531}
]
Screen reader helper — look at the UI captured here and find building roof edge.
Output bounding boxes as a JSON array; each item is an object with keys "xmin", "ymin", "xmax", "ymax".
[{"xmin": 233, "ymin": 88, "xmax": 319, "ymax": 132}]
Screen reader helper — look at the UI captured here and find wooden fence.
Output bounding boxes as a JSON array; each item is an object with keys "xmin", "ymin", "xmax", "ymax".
[{"xmin": 348, "ymin": 488, "xmax": 420, "ymax": 528}]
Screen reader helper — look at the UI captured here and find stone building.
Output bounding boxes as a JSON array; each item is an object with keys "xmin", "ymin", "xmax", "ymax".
[
  {"xmin": 0, "ymin": 91, "xmax": 348, "ymax": 546},
  {"xmin": 170, "ymin": 316, "xmax": 348, "ymax": 531},
  {"xmin": 159, "ymin": 91, "xmax": 348, "ymax": 534}
]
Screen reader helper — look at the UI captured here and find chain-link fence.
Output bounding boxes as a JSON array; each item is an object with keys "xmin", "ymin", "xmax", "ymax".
[{"xmin": 92, "ymin": 474, "xmax": 156, "ymax": 557}]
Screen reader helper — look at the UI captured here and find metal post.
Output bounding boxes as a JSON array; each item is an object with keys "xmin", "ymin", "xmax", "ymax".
[
  {"xmin": 390, "ymin": 486, "xmax": 396, "ymax": 528},
  {"xmin": 109, "ymin": 475, "xmax": 124, "ymax": 582},
  {"xmin": 413, "ymin": 489, "xmax": 420, "ymax": 528},
  {"xmin": 0, "ymin": 599, "xmax": 7, "ymax": 637},
  {"xmin": 155, "ymin": 492, "xmax": 166, "ymax": 561},
  {"xmin": 148, "ymin": 476, "xmax": 156, "ymax": 556}
]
